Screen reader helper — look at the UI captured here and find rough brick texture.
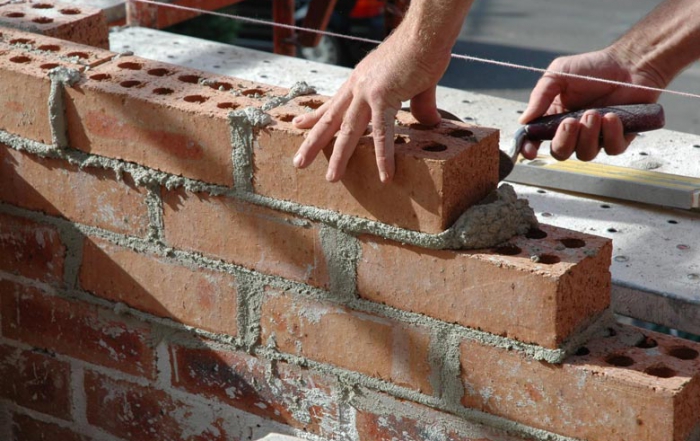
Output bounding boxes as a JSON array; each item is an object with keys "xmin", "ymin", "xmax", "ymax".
[
  {"xmin": 260, "ymin": 103, "xmax": 500, "ymax": 233},
  {"xmin": 1, "ymin": 279, "xmax": 157, "ymax": 379},
  {"xmin": 0, "ymin": 144, "xmax": 150, "ymax": 236},
  {"xmin": 260, "ymin": 288, "xmax": 436, "ymax": 394},
  {"xmin": 162, "ymin": 187, "xmax": 330, "ymax": 288},
  {"xmin": 357, "ymin": 223, "xmax": 612, "ymax": 348},
  {"xmin": 0, "ymin": 212, "xmax": 65, "ymax": 284},
  {"xmin": 0, "ymin": 1, "xmax": 109, "ymax": 49},
  {"xmin": 11, "ymin": 414, "xmax": 92, "ymax": 441},
  {"xmin": 460, "ymin": 324, "xmax": 700, "ymax": 441},
  {"xmin": 79, "ymin": 236, "xmax": 238, "ymax": 335},
  {"xmin": 0, "ymin": 344, "xmax": 71, "ymax": 420},
  {"xmin": 170, "ymin": 344, "xmax": 341, "ymax": 437}
]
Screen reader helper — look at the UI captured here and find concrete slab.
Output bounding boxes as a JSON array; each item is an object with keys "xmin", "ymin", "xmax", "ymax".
[
  {"xmin": 108, "ymin": 27, "xmax": 700, "ymax": 336},
  {"xmin": 58, "ymin": 0, "xmax": 125, "ymax": 23}
]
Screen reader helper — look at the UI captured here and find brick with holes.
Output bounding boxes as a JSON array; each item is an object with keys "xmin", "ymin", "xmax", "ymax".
[
  {"xmin": 259, "ymin": 102, "xmax": 500, "ymax": 233},
  {"xmin": 0, "ymin": 29, "xmax": 114, "ymax": 143},
  {"xmin": 357, "ymin": 224, "xmax": 612, "ymax": 349},
  {"xmin": 65, "ymin": 55, "xmax": 285, "ymax": 187},
  {"xmin": 460, "ymin": 323, "xmax": 700, "ymax": 441},
  {"xmin": 0, "ymin": 1, "xmax": 109, "ymax": 49}
]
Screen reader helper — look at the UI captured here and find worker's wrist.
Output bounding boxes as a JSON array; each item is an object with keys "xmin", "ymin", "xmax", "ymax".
[{"xmin": 606, "ymin": 42, "xmax": 671, "ymax": 90}]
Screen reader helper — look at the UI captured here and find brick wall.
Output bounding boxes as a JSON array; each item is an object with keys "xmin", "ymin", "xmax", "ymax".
[{"xmin": 1, "ymin": 4, "xmax": 700, "ymax": 441}]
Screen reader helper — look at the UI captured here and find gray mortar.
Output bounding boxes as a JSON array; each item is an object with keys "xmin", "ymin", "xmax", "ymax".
[
  {"xmin": 230, "ymin": 107, "xmax": 272, "ymax": 192},
  {"xmin": 47, "ymin": 67, "xmax": 80, "ymax": 149},
  {"xmin": 145, "ymin": 185, "xmax": 165, "ymax": 242},
  {"xmin": 319, "ymin": 226, "xmax": 360, "ymax": 302},
  {"xmin": 236, "ymin": 273, "xmax": 268, "ymax": 351},
  {"xmin": 261, "ymin": 81, "xmax": 316, "ymax": 112}
]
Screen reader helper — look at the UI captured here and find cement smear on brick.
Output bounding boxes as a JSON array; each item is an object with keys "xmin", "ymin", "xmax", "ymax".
[
  {"xmin": 262, "ymin": 81, "xmax": 316, "ymax": 111},
  {"xmin": 48, "ymin": 66, "xmax": 81, "ymax": 149}
]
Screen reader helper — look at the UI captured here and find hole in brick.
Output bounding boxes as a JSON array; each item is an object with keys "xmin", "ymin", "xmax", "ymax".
[
  {"xmin": 667, "ymin": 346, "xmax": 699, "ymax": 360},
  {"xmin": 90, "ymin": 73, "xmax": 111, "ymax": 81},
  {"xmin": 636, "ymin": 336, "xmax": 658, "ymax": 349},
  {"xmin": 537, "ymin": 254, "xmax": 560, "ymax": 265},
  {"xmin": 10, "ymin": 56, "xmax": 31, "ymax": 64},
  {"xmin": 422, "ymin": 143, "xmax": 448, "ymax": 153},
  {"xmin": 178, "ymin": 74, "xmax": 202, "ymax": 84},
  {"xmin": 118, "ymin": 62, "xmax": 142, "ymax": 70},
  {"xmin": 575, "ymin": 347, "xmax": 590, "ymax": 356},
  {"xmin": 297, "ymin": 98, "xmax": 323, "ymax": 109},
  {"xmin": 153, "ymin": 87, "xmax": 174, "ymax": 95},
  {"xmin": 560, "ymin": 238, "xmax": 586, "ymax": 248},
  {"xmin": 525, "ymin": 228, "xmax": 547, "ymax": 239},
  {"xmin": 66, "ymin": 52, "xmax": 89, "ymax": 60},
  {"xmin": 242, "ymin": 88, "xmax": 266, "ymax": 96},
  {"xmin": 147, "ymin": 68, "xmax": 171, "ymax": 77},
  {"xmin": 217, "ymin": 102, "xmax": 239, "ymax": 110},
  {"xmin": 40, "ymin": 63, "xmax": 59, "ymax": 70},
  {"xmin": 120, "ymin": 80, "xmax": 141, "ymax": 88},
  {"xmin": 644, "ymin": 365, "xmax": 676, "ymax": 378},
  {"xmin": 59, "ymin": 8, "xmax": 81, "ymax": 15},
  {"xmin": 605, "ymin": 354, "xmax": 634, "ymax": 367},
  {"xmin": 394, "ymin": 135, "xmax": 408, "ymax": 145},
  {"xmin": 32, "ymin": 17, "xmax": 54, "ymax": 24},
  {"xmin": 31, "ymin": 3, "xmax": 54, "ymax": 8},
  {"xmin": 5, "ymin": 12, "xmax": 25, "ymax": 18},
  {"xmin": 10, "ymin": 38, "xmax": 34, "ymax": 45},
  {"xmin": 446, "ymin": 128, "xmax": 474, "ymax": 138},
  {"xmin": 276, "ymin": 113, "xmax": 295, "ymax": 122},
  {"xmin": 184, "ymin": 95, "xmax": 208, "ymax": 103},
  {"xmin": 607, "ymin": 327, "xmax": 618, "ymax": 337},
  {"xmin": 38, "ymin": 44, "xmax": 60, "ymax": 52},
  {"xmin": 493, "ymin": 244, "xmax": 522, "ymax": 256},
  {"xmin": 207, "ymin": 81, "xmax": 233, "ymax": 91}
]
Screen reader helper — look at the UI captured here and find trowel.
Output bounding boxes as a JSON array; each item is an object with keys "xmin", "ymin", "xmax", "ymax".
[{"xmin": 502, "ymin": 103, "xmax": 666, "ymax": 179}]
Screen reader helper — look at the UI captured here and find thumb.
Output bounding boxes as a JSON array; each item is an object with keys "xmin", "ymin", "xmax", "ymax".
[
  {"xmin": 519, "ymin": 75, "xmax": 563, "ymax": 124},
  {"xmin": 410, "ymin": 86, "xmax": 442, "ymax": 126}
]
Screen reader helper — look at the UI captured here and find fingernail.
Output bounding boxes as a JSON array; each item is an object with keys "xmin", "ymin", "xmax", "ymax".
[
  {"xmin": 586, "ymin": 113, "xmax": 596, "ymax": 123},
  {"xmin": 293, "ymin": 154, "xmax": 303, "ymax": 168},
  {"xmin": 326, "ymin": 170, "xmax": 335, "ymax": 182},
  {"xmin": 380, "ymin": 171, "xmax": 389, "ymax": 183},
  {"xmin": 293, "ymin": 115, "xmax": 303, "ymax": 124}
]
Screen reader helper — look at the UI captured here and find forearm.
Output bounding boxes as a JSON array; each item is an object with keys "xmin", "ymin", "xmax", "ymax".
[
  {"xmin": 392, "ymin": 0, "xmax": 474, "ymax": 55},
  {"xmin": 609, "ymin": 0, "xmax": 700, "ymax": 87}
]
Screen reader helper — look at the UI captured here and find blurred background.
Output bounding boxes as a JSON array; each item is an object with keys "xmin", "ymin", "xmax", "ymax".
[{"xmin": 167, "ymin": 0, "xmax": 700, "ymax": 136}]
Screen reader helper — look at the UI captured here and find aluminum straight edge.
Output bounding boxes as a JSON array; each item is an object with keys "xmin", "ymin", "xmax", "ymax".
[{"xmin": 506, "ymin": 162, "xmax": 700, "ymax": 210}]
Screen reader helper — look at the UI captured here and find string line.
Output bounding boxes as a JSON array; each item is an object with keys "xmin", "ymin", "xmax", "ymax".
[{"xmin": 128, "ymin": 0, "xmax": 700, "ymax": 100}]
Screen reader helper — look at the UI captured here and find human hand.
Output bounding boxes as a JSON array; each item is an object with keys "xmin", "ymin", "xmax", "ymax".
[
  {"xmin": 519, "ymin": 49, "xmax": 662, "ymax": 161},
  {"xmin": 291, "ymin": 29, "xmax": 452, "ymax": 183}
]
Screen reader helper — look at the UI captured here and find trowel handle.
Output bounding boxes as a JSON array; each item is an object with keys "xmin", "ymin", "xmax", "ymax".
[{"xmin": 524, "ymin": 103, "xmax": 665, "ymax": 140}]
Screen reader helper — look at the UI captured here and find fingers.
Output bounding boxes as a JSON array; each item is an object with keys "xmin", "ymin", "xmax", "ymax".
[
  {"xmin": 520, "ymin": 74, "xmax": 564, "ymax": 124},
  {"xmin": 410, "ymin": 86, "xmax": 442, "ymax": 127},
  {"xmin": 325, "ymin": 99, "xmax": 371, "ymax": 182},
  {"xmin": 575, "ymin": 111, "xmax": 602, "ymax": 161},
  {"xmin": 371, "ymin": 106, "xmax": 398, "ymax": 183},
  {"xmin": 550, "ymin": 117, "xmax": 579, "ymax": 160},
  {"xmin": 293, "ymin": 90, "xmax": 351, "ymax": 170},
  {"xmin": 601, "ymin": 113, "xmax": 630, "ymax": 156}
]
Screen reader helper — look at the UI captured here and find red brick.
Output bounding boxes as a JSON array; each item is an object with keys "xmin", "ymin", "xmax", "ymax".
[
  {"xmin": 11, "ymin": 413, "xmax": 92, "ymax": 441},
  {"xmin": 0, "ymin": 344, "xmax": 71, "ymax": 420},
  {"xmin": 170, "ymin": 345, "xmax": 340, "ymax": 437},
  {"xmin": 0, "ymin": 212, "xmax": 65, "ymax": 284},
  {"xmin": 0, "ymin": 145, "xmax": 150, "ymax": 236},
  {"xmin": 260, "ymin": 103, "xmax": 500, "ymax": 233},
  {"xmin": 260, "ymin": 288, "xmax": 435, "ymax": 394},
  {"xmin": 66, "ymin": 56, "xmax": 283, "ymax": 187},
  {"xmin": 79, "ymin": 237, "xmax": 238, "ymax": 335},
  {"xmin": 162, "ymin": 188, "xmax": 329, "ymax": 288},
  {"xmin": 0, "ymin": 279, "xmax": 157, "ymax": 378},
  {"xmin": 357, "ymin": 224, "xmax": 612, "ymax": 349},
  {"xmin": 0, "ymin": 30, "xmax": 113, "ymax": 143},
  {"xmin": 0, "ymin": 1, "xmax": 109, "ymax": 49},
  {"xmin": 355, "ymin": 392, "xmax": 534, "ymax": 441},
  {"xmin": 460, "ymin": 324, "xmax": 700, "ymax": 441},
  {"xmin": 84, "ymin": 369, "xmax": 229, "ymax": 441}
]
